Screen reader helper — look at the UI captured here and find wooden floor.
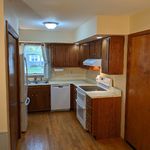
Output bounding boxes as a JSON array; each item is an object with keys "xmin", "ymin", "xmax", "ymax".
[{"xmin": 17, "ymin": 111, "xmax": 132, "ymax": 150}]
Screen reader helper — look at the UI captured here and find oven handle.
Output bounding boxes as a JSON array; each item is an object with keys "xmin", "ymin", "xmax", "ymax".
[
  {"xmin": 76, "ymin": 99, "xmax": 86, "ymax": 109},
  {"xmin": 76, "ymin": 88, "xmax": 86, "ymax": 97}
]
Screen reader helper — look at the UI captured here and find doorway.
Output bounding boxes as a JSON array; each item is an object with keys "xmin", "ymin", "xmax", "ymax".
[{"xmin": 6, "ymin": 21, "xmax": 21, "ymax": 150}]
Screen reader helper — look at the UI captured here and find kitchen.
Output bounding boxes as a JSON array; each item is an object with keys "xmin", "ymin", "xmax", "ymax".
[
  {"xmin": 0, "ymin": 0, "xmax": 150, "ymax": 150},
  {"xmin": 18, "ymin": 38, "xmax": 125, "ymax": 149}
]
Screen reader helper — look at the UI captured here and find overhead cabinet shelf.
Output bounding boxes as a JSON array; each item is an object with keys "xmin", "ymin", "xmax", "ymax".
[
  {"xmin": 50, "ymin": 36, "xmax": 124, "ymax": 74},
  {"xmin": 101, "ymin": 36, "xmax": 124, "ymax": 74},
  {"xmin": 51, "ymin": 44, "xmax": 79, "ymax": 67}
]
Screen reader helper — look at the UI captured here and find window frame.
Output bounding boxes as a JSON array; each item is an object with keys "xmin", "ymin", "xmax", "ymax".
[{"xmin": 23, "ymin": 43, "xmax": 45, "ymax": 77}]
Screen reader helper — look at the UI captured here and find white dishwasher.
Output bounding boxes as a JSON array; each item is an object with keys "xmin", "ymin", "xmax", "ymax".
[{"xmin": 51, "ymin": 84, "xmax": 70, "ymax": 111}]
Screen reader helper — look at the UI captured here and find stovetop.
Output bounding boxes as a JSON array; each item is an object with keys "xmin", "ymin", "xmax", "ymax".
[{"xmin": 79, "ymin": 86, "xmax": 106, "ymax": 92}]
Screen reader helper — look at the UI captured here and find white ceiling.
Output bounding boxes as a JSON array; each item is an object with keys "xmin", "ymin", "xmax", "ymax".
[{"xmin": 14, "ymin": 0, "xmax": 150, "ymax": 31}]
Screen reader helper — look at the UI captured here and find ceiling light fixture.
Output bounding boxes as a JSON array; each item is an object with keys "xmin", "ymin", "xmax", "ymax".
[
  {"xmin": 96, "ymin": 36, "xmax": 102, "ymax": 39},
  {"xmin": 44, "ymin": 22, "xmax": 58, "ymax": 29},
  {"xmin": 75, "ymin": 43, "xmax": 79, "ymax": 45}
]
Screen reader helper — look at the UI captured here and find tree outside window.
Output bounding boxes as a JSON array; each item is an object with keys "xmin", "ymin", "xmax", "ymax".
[{"xmin": 24, "ymin": 44, "xmax": 44, "ymax": 75}]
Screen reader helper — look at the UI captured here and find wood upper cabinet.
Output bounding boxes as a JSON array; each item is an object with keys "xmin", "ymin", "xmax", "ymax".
[
  {"xmin": 89, "ymin": 40, "xmax": 101, "ymax": 59},
  {"xmin": 51, "ymin": 44, "xmax": 67, "ymax": 67},
  {"xmin": 86, "ymin": 95, "xmax": 121, "ymax": 139},
  {"xmin": 79, "ymin": 43, "xmax": 90, "ymax": 67},
  {"xmin": 51, "ymin": 44, "xmax": 79, "ymax": 67},
  {"xmin": 51, "ymin": 40, "xmax": 101, "ymax": 68},
  {"xmin": 101, "ymin": 36, "xmax": 124, "ymax": 74},
  {"xmin": 67, "ymin": 45, "xmax": 79, "ymax": 67},
  {"xmin": 28, "ymin": 85, "xmax": 51, "ymax": 112},
  {"xmin": 125, "ymin": 32, "xmax": 150, "ymax": 150},
  {"xmin": 79, "ymin": 40, "xmax": 101, "ymax": 67}
]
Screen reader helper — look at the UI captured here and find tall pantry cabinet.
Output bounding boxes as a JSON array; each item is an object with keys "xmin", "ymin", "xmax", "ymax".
[{"xmin": 125, "ymin": 31, "xmax": 150, "ymax": 150}]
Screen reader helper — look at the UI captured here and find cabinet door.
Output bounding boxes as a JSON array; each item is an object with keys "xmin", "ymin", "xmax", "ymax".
[
  {"xmin": 102, "ymin": 37, "xmax": 110, "ymax": 73},
  {"xmin": 89, "ymin": 41, "xmax": 96, "ymax": 58},
  {"xmin": 51, "ymin": 44, "xmax": 79, "ymax": 67},
  {"xmin": 68, "ymin": 45, "xmax": 79, "ymax": 67},
  {"xmin": 70, "ymin": 84, "xmax": 77, "ymax": 112},
  {"xmin": 86, "ymin": 96, "xmax": 121, "ymax": 139},
  {"xmin": 95, "ymin": 40, "xmax": 101, "ymax": 58},
  {"xmin": 86, "ymin": 96, "xmax": 92, "ymax": 133},
  {"xmin": 51, "ymin": 44, "xmax": 66, "ymax": 67},
  {"xmin": 102, "ymin": 36, "xmax": 124, "ymax": 74},
  {"xmin": 94, "ymin": 98, "xmax": 121, "ymax": 139},
  {"xmin": 89, "ymin": 40, "xmax": 101, "ymax": 59},
  {"xmin": 126, "ymin": 33, "xmax": 150, "ymax": 150},
  {"xmin": 109, "ymin": 36, "xmax": 124, "ymax": 74},
  {"xmin": 28, "ymin": 86, "xmax": 50, "ymax": 112},
  {"xmin": 79, "ymin": 43, "xmax": 90, "ymax": 67}
]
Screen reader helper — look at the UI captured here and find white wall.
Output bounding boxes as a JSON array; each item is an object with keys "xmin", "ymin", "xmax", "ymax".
[
  {"xmin": 0, "ymin": 0, "xmax": 8, "ymax": 134},
  {"xmin": 19, "ymin": 29, "xmax": 75, "ymax": 43},
  {"xmin": 0, "ymin": 0, "xmax": 19, "ymax": 149},
  {"xmin": 4, "ymin": 0, "xmax": 19, "ymax": 34},
  {"xmin": 130, "ymin": 8, "xmax": 150, "ymax": 33},
  {"xmin": 75, "ymin": 15, "xmax": 130, "ymax": 42},
  {"xmin": 75, "ymin": 17, "xmax": 97, "ymax": 41},
  {"xmin": 0, "ymin": 0, "xmax": 9, "ymax": 149},
  {"xmin": 97, "ymin": 15, "xmax": 130, "ymax": 35},
  {"xmin": 20, "ymin": 8, "xmax": 150, "ymax": 43}
]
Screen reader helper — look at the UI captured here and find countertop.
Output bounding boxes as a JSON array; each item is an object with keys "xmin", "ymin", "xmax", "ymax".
[
  {"xmin": 84, "ymin": 87, "xmax": 121, "ymax": 99},
  {"xmin": 28, "ymin": 79, "xmax": 95, "ymax": 86},
  {"xmin": 28, "ymin": 79, "xmax": 121, "ymax": 99}
]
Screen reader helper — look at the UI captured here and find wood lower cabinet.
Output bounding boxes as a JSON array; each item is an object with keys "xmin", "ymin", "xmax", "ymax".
[
  {"xmin": 86, "ymin": 96, "xmax": 121, "ymax": 139},
  {"xmin": 125, "ymin": 31, "xmax": 150, "ymax": 150},
  {"xmin": 28, "ymin": 85, "xmax": 51, "ymax": 112},
  {"xmin": 101, "ymin": 36, "xmax": 124, "ymax": 74},
  {"xmin": 70, "ymin": 84, "xmax": 77, "ymax": 112}
]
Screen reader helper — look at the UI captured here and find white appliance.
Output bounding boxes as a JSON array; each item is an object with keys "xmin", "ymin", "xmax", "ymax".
[
  {"xmin": 19, "ymin": 54, "xmax": 30, "ymax": 132},
  {"xmin": 51, "ymin": 84, "xmax": 70, "ymax": 111},
  {"xmin": 83, "ymin": 59, "xmax": 102, "ymax": 66},
  {"xmin": 76, "ymin": 88, "xmax": 87, "ymax": 129},
  {"xmin": 76, "ymin": 76, "xmax": 112, "ymax": 129}
]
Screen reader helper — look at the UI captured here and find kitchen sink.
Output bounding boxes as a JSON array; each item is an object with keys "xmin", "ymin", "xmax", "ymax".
[
  {"xmin": 28, "ymin": 80, "xmax": 49, "ymax": 85},
  {"xmin": 79, "ymin": 86, "xmax": 106, "ymax": 91}
]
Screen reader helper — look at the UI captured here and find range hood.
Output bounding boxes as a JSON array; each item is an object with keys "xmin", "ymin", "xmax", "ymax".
[{"xmin": 83, "ymin": 59, "xmax": 102, "ymax": 66}]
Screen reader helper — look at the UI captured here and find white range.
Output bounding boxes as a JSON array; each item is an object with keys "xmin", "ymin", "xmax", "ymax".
[{"xmin": 76, "ymin": 75, "xmax": 121, "ymax": 129}]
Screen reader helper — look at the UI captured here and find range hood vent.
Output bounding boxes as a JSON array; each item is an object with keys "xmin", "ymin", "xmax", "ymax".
[{"xmin": 83, "ymin": 59, "xmax": 102, "ymax": 66}]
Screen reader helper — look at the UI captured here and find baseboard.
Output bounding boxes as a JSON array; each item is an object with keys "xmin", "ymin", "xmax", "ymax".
[{"xmin": 0, "ymin": 132, "xmax": 9, "ymax": 150}]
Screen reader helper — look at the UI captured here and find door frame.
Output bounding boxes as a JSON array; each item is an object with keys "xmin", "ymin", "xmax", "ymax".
[
  {"xmin": 125, "ymin": 29, "xmax": 150, "ymax": 148},
  {"xmin": 5, "ymin": 21, "xmax": 21, "ymax": 148}
]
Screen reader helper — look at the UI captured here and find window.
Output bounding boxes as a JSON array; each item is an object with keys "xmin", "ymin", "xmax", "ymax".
[{"xmin": 24, "ymin": 44, "xmax": 44, "ymax": 76}]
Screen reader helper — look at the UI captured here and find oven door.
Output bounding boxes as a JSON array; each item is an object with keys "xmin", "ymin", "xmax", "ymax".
[
  {"xmin": 76, "ymin": 99, "xmax": 86, "ymax": 129},
  {"xmin": 76, "ymin": 88, "xmax": 86, "ymax": 107}
]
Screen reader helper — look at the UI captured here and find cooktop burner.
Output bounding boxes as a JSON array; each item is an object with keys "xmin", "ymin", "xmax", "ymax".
[{"xmin": 79, "ymin": 86, "xmax": 106, "ymax": 91}]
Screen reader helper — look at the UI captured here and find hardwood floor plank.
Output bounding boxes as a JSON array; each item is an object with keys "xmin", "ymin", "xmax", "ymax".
[{"xmin": 17, "ymin": 112, "xmax": 132, "ymax": 150}]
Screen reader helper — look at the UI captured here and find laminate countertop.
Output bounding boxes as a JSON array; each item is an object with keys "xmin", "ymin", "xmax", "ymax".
[
  {"xmin": 84, "ymin": 88, "xmax": 121, "ymax": 99},
  {"xmin": 28, "ymin": 79, "xmax": 94, "ymax": 86},
  {"xmin": 28, "ymin": 79, "xmax": 121, "ymax": 99}
]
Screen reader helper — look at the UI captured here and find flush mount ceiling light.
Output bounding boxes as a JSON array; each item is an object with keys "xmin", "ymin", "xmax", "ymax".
[
  {"xmin": 44, "ymin": 22, "xmax": 58, "ymax": 29},
  {"xmin": 96, "ymin": 36, "xmax": 102, "ymax": 39}
]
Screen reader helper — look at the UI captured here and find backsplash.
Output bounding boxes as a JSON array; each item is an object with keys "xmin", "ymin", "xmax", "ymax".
[
  {"xmin": 50, "ymin": 67, "xmax": 87, "ymax": 80},
  {"xmin": 86, "ymin": 69, "xmax": 100, "ymax": 83}
]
